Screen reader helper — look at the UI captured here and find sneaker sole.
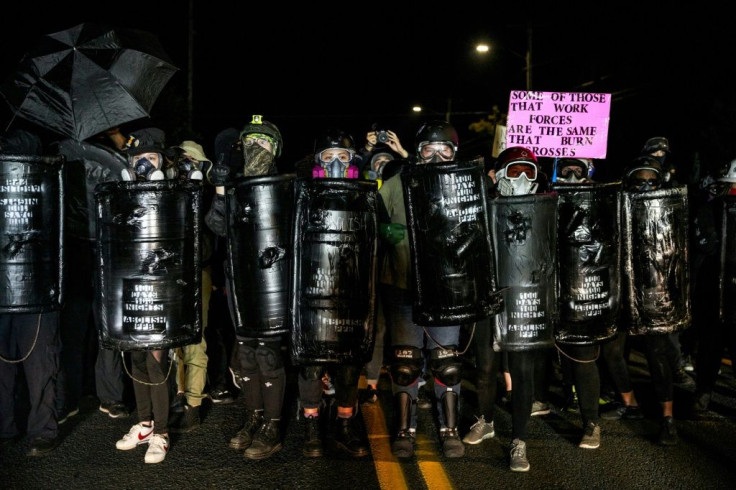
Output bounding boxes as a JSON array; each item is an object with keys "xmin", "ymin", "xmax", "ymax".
[
  {"xmin": 117, "ymin": 439, "xmax": 151, "ymax": 451},
  {"xmin": 244, "ymin": 443, "xmax": 283, "ymax": 460},
  {"xmin": 463, "ymin": 432, "xmax": 495, "ymax": 445},
  {"xmin": 58, "ymin": 408, "xmax": 80, "ymax": 425},
  {"xmin": 579, "ymin": 442, "xmax": 600, "ymax": 449},
  {"xmin": 531, "ymin": 410, "xmax": 550, "ymax": 417},
  {"xmin": 511, "ymin": 464, "xmax": 530, "ymax": 472}
]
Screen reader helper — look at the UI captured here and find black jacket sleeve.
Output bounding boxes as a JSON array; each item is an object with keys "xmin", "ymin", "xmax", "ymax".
[{"xmin": 204, "ymin": 194, "xmax": 228, "ymax": 237}]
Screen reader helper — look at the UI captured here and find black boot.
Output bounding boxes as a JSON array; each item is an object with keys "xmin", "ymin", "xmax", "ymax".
[
  {"xmin": 229, "ymin": 409, "xmax": 263, "ymax": 450},
  {"xmin": 244, "ymin": 418, "xmax": 283, "ymax": 460},
  {"xmin": 391, "ymin": 392, "xmax": 415, "ymax": 458},
  {"xmin": 332, "ymin": 415, "xmax": 369, "ymax": 458},
  {"xmin": 169, "ymin": 403, "xmax": 201, "ymax": 434},
  {"xmin": 440, "ymin": 391, "xmax": 465, "ymax": 458},
  {"xmin": 302, "ymin": 416, "xmax": 323, "ymax": 457}
]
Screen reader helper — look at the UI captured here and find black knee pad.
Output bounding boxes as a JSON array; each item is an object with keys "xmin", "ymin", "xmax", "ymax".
[
  {"xmin": 236, "ymin": 338, "xmax": 259, "ymax": 374},
  {"xmin": 429, "ymin": 346, "xmax": 462, "ymax": 386},
  {"xmin": 255, "ymin": 339, "xmax": 284, "ymax": 376},
  {"xmin": 390, "ymin": 346, "xmax": 424, "ymax": 387},
  {"xmin": 300, "ymin": 364, "xmax": 323, "ymax": 381}
]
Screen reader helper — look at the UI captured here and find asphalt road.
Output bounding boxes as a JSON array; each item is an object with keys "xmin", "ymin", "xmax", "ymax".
[{"xmin": 3, "ymin": 348, "xmax": 736, "ymax": 490}]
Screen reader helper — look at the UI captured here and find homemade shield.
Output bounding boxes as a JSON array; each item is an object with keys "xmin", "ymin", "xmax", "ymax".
[
  {"xmin": 0, "ymin": 23, "xmax": 177, "ymax": 142},
  {"xmin": 401, "ymin": 161, "xmax": 502, "ymax": 325},
  {"xmin": 0, "ymin": 153, "xmax": 64, "ymax": 313},
  {"xmin": 622, "ymin": 186, "xmax": 690, "ymax": 335},
  {"xmin": 290, "ymin": 179, "xmax": 378, "ymax": 365},
  {"xmin": 553, "ymin": 182, "xmax": 621, "ymax": 344},
  {"xmin": 94, "ymin": 180, "xmax": 202, "ymax": 351},
  {"xmin": 225, "ymin": 174, "xmax": 296, "ymax": 338},
  {"xmin": 490, "ymin": 193, "xmax": 558, "ymax": 351}
]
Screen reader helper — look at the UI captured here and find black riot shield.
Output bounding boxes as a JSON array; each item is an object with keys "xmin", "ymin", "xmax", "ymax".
[
  {"xmin": 290, "ymin": 178, "xmax": 378, "ymax": 365},
  {"xmin": 719, "ymin": 195, "xmax": 736, "ymax": 324},
  {"xmin": 553, "ymin": 182, "xmax": 621, "ymax": 345},
  {"xmin": 401, "ymin": 161, "xmax": 503, "ymax": 326},
  {"xmin": 622, "ymin": 186, "xmax": 690, "ymax": 335},
  {"xmin": 0, "ymin": 153, "xmax": 64, "ymax": 313},
  {"xmin": 95, "ymin": 180, "xmax": 202, "ymax": 351},
  {"xmin": 490, "ymin": 193, "xmax": 558, "ymax": 351},
  {"xmin": 226, "ymin": 174, "xmax": 295, "ymax": 337}
]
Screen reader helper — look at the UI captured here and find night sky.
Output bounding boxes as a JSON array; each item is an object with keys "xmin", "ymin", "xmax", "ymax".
[{"xmin": 1, "ymin": 2, "xmax": 734, "ymax": 180}]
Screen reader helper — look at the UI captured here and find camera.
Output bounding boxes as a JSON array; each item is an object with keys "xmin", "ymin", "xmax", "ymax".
[{"xmin": 376, "ymin": 129, "xmax": 389, "ymax": 144}]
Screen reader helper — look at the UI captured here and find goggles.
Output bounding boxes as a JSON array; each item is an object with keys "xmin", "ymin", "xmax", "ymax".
[
  {"xmin": 503, "ymin": 161, "xmax": 537, "ymax": 180},
  {"xmin": 559, "ymin": 165, "xmax": 585, "ymax": 178},
  {"xmin": 318, "ymin": 148, "xmax": 354, "ymax": 164},
  {"xmin": 242, "ymin": 133, "xmax": 275, "ymax": 150},
  {"xmin": 418, "ymin": 142, "xmax": 455, "ymax": 161},
  {"xmin": 631, "ymin": 178, "xmax": 660, "ymax": 188}
]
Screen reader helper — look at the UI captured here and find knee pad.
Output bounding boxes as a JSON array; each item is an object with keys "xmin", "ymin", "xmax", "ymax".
[
  {"xmin": 300, "ymin": 364, "xmax": 323, "ymax": 381},
  {"xmin": 429, "ymin": 346, "xmax": 462, "ymax": 387},
  {"xmin": 255, "ymin": 339, "xmax": 284, "ymax": 376},
  {"xmin": 390, "ymin": 346, "xmax": 424, "ymax": 387},
  {"xmin": 236, "ymin": 338, "xmax": 259, "ymax": 374}
]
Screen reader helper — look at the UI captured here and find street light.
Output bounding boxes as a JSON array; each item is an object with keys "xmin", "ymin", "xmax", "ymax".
[{"xmin": 476, "ymin": 24, "xmax": 533, "ymax": 90}]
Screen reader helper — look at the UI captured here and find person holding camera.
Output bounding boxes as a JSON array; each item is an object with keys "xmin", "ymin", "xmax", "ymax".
[{"xmin": 360, "ymin": 125, "xmax": 410, "ymax": 162}]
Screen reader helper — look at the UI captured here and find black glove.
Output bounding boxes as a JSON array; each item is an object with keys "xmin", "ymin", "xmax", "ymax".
[{"xmin": 211, "ymin": 164, "xmax": 231, "ymax": 186}]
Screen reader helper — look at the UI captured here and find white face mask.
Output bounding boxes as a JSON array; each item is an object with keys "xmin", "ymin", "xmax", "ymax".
[{"xmin": 496, "ymin": 169, "xmax": 538, "ymax": 196}]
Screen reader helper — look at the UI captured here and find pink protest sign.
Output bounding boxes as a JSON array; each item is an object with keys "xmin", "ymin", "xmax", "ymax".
[{"xmin": 505, "ymin": 90, "xmax": 611, "ymax": 159}]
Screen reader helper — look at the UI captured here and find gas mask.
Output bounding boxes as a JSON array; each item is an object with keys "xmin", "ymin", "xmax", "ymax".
[
  {"xmin": 497, "ymin": 172, "xmax": 538, "ymax": 196},
  {"xmin": 122, "ymin": 156, "xmax": 164, "ymax": 181},
  {"xmin": 322, "ymin": 157, "xmax": 349, "ymax": 178},
  {"xmin": 242, "ymin": 144, "xmax": 275, "ymax": 177},
  {"xmin": 177, "ymin": 158, "xmax": 203, "ymax": 180}
]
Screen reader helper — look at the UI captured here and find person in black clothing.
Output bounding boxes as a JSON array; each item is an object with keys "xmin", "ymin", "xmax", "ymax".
[
  {"xmin": 691, "ymin": 163, "xmax": 736, "ymax": 415},
  {"xmin": 0, "ymin": 129, "xmax": 61, "ymax": 457},
  {"xmin": 205, "ymin": 115, "xmax": 288, "ymax": 460}
]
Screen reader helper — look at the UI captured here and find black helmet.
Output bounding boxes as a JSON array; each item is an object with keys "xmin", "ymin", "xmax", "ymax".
[
  {"xmin": 624, "ymin": 155, "xmax": 663, "ymax": 191},
  {"xmin": 554, "ymin": 157, "xmax": 595, "ymax": 183},
  {"xmin": 240, "ymin": 115, "xmax": 283, "ymax": 157},
  {"xmin": 313, "ymin": 128, "xmax": 355, "ymax": 159},
  {"xmin": 415, "ymin": 120, "xmax": 459, "ymax": 154},
  {"xmin": 641, "ymin": 136, "xmax": 670, "ymax": 155}
]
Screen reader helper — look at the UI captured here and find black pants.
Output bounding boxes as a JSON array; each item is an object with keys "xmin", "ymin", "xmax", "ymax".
[
  {"xmin": 558, "ymin": 343, "xmax": 601, "ymax": 425},
  {"xmin": 131, "ymin": 350, "xmax": 169, "ymax": 434},
  {"xmin": 0, "ymin": 312, "xmax": 59, "ymax": 440},
  {"xmin": 468, "ymin": 317, "xmax": 499, "ymax": 420}
]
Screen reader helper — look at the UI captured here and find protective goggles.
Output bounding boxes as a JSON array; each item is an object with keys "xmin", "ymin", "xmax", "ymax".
[
  {"xmin": 318, "ymin": 148, "xmax": 354, "ymax": 164},
  {"xmin": 417, "ymin": 142, "xmax": 455, "ymax": 160},
  {"xmin": 242, "ymin": 133, "xmax": 275, "ymax": 149},
  {"xmin": 559, "ymin": 165, "xmax": 585, "ymax": 178},
  {"xmin": 503, "ymin": 161, "xmax": 537, "ymax": 180}
]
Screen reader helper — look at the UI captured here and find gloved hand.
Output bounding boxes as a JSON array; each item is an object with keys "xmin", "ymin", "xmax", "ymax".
[
  {"xmin": 379, "ymin": 223, "xmax": 406, "ymax": 246},
  {"xmin": 211, "ymin": 164, "xmax": 230, "ymax": 186}
]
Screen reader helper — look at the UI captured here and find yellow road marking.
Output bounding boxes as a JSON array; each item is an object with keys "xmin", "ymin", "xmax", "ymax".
[
  {"xmin": 362, "ymin": 401, "xmax": 409, "ymax": 490},
  {"xmin": 360, "ymin": 373, "xmax": 456, "ymax": 490}
]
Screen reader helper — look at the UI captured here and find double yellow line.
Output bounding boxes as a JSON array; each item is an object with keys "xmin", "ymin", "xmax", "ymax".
[{"xmin": 361, "ymin": 399, "xmax": 455, "ymax": 490}]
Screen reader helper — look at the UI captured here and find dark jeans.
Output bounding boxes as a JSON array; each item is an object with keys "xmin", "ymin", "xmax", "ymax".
[{"xmin": 467, "ymin": 316, "xmax": 499, "ymax": 420}]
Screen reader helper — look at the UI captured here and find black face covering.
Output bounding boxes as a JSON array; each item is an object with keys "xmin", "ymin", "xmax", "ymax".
[
  {"xmin": 242, "ymin": 145, "xmax": 275, "ymax": 177},
  {"xmin": 134, "ymin": 157, "xmax": 158, "ymax": 179}
]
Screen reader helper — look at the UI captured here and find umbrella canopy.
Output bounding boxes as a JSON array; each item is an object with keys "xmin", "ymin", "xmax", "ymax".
[{"xmin": 0, "ymin": 23, "xmax": 178, "ymax": 142}]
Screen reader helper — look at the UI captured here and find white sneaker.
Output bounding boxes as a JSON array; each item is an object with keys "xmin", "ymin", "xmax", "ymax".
[
  {"xmin": 144, "ymin": 434, "xmax": 169, "ymax": 464},
  {"xmin": 116, "ymin": 423, "xmax": 154, "ymax": 450}
]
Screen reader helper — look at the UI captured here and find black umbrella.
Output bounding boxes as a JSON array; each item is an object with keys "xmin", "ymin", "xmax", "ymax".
[{"xmin": 0, "ymin": 22, "xmax": 178, "ymax": 142}]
